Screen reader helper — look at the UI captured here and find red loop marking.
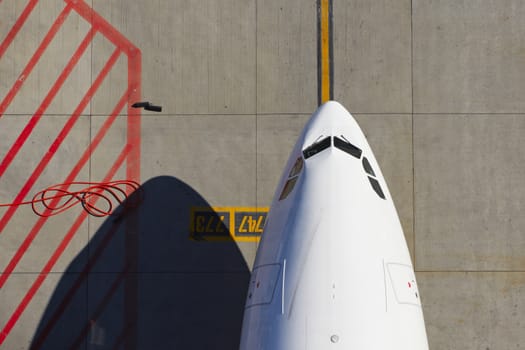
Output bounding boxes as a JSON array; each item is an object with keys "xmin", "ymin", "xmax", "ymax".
[{"xmin": 0, "ymin": 180, "xmax": 142, "ymax": 217}]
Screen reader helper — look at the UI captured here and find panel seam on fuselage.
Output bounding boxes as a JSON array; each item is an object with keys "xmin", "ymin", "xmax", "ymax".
[{"xmin": 282, "ymin": 259, "xmax": 286, "ymax": 315}]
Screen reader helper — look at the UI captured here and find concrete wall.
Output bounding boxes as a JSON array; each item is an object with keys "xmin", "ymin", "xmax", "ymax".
[{"xmin": 1, "ymin": 0, "xmax": 524, "ymax": 348}]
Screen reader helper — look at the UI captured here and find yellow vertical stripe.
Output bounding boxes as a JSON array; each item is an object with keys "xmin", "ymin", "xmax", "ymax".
[{"xmin": 320, "ymin": 0, "xmax": 331, "ymax": 103}]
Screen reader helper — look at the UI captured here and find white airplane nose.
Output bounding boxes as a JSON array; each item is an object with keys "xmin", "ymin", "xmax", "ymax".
[
  {"xmin": 302, "ymin": 101, "xmax": 369, "ymax": 163},
  {"xmin": 240, "ymin": 101, "xmax": 429, "ymax": 350},
  {"xmin": 301, "ymin": 101, "xmax": 366, "ymax": 159}
]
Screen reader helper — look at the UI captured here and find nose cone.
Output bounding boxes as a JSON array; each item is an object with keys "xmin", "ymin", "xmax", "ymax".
[{"xmin": 302, "ymin": 101, "xmax": 363, "ymax": 149}]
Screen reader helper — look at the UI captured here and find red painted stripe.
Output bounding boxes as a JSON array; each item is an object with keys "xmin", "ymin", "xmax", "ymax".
[
  {"xmin": 2, "ymin": 80, "xmax": 128, "ymax": 347},
  {"xmin": 0, "ymin": 48, "xmax": 121, "ymax": 237},
  {"xmin": 65, "ymin": 0, "xmax": 137, "ymax": 54},
  {"xmin": 124, "ymin": 53, "xmax": 141, "ymax": 350},
  {"xmin": 0, "ymin": 2, "xmax": 142, "ymax": 347},
  {"xmin": 0, "ymin": 27, "xmax": 96, "ymax": 178},
  {"xmin": 0, "ymin": 49, "xmax": 123, "ymax": 294},
  {"xmin": 0, "ymin": 145, "xmax": 131, "ymax": 346},
  {"xmin": 0, "ymin": 0, "xmax": 39, "ymax": 60},
  {"xmin": 28, "ymin": 87, "xmax": 137, "ymax": 347},
  {"xmin": 69, "ymin": 268, "xmax": 129, "ymax": 350},
  {"xmin": 29, "ymin": 217, "xmax": 124, "ymax": 350},
  {"xmin": 126, "ymin": 53, "xmax": 142, "ymax": 182},
  {"xmin": 0, "ymin": 84, "xmax": 127, "ymax": 293},
  {"xmin": 0, "ymin": 4, "xmax": 73, "ymax": 117},
  {"xmin": 59, "ymin": 86, "xmax": 130, "ymax": 194}
]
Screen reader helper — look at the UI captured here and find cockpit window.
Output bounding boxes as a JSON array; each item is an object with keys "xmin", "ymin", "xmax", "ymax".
[
  {"xmin": 362, "ymin": 157, "xmax": 375, "ymax": 176},
  {"xmin": 302, "ymin": 136, "xmax": 331, "ymax": 159},
  {"xmin": 288, "ymin": 157, "xmax": 304, "ymax": 178},
  {"xmin": 334, "ymin": 136, "xmax": 363, "ymax": 159},
  {"xmin": 279, "ymin": 176, "xmax": 299, "ymax": 201},
  {"xmin": 279, "ymin": 157, "xmax": 304, "ymax": 201},
  {"xmin": 333, "ymin": 136, "xmax": 362, "ymax": 159},
  {"xmin": 368, "ymin": 176, "xmax": 385, "ymax": 199}
]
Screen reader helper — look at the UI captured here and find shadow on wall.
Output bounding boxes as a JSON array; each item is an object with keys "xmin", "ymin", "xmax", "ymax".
[{"xmin": 30, "ymin": 176, "xmax": 250, "ymax": 349}]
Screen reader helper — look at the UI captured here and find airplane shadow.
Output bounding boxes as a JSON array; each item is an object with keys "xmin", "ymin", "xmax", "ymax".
[{"xmin": 30, "ymin": 176, "xmax": 250, "ymax": 349}]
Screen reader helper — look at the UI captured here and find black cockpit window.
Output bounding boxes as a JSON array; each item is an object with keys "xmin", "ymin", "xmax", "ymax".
[
  {"xmin": 279, "ymin": 176, "xmax": 299, "ymax": 201},
  {"xmin": 333, "ymin": 136, "xmax": 362, "ymax": 159},
  {"xmin": 368, "ymin": 176, "xmax": 385, "ymax": 199},
  {"xmin": 362, "ymin": 157, "xmax": 375, "ymax": 176},
  {"xmin": 279, "ymin": 157, "xmax": 303, "ymax": 201},
  {"xmin": 302, "ymin": 136, "xmax": 331, "ymax": 159},
  {"xmin": 288, "ymin": 157, "xmax": 304, "ymax": 178}
]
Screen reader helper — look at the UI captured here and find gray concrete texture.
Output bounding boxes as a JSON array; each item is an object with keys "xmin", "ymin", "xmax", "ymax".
[{"xmin": 0, "ymin": 0, "xmax": 524, "ymax": 348}]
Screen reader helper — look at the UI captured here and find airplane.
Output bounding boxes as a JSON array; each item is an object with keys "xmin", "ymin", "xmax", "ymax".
[{"xmin": 240, "ymin": 101, "xmax": 429, "ymax": 349}]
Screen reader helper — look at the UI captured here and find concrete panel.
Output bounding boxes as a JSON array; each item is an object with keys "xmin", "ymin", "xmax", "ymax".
[
  {"xmin": 256, "ymin": 0, "xmax": 317, "ymax": 114},
  {"xmin": 0, "ymin": 273, "xmax": 87, "ymax": 350},
  {"xmin": 91, "ymin": 0, "xmax": 256, "ymax": 115},
  {"xmin": 333, "ymin": 0, "xmax": 412, "ymax": 113},
  {"xmin": 0, "ymin": 115, "xmax": 89, "ymax": 273},
  {"xmin": 413, "ymin": 0, "xmax": 525, "ymax": 113},
  {"xmin": 256, "ymin": 114, "xmax": 310, "ymax": 207},
  {"xmin": 127, "ymin": 115, "xmax": 256, "ymax": 267},
  {"xmin": 418, "ymin": 272, "xmax": 525, "ymax": 349},
  {"xmin": 139, "ymin": 115, "xmax": 256, "ymax": 206},
  {"xmin": 88, "ymin": 115, "xmax": 129, "ymax": 185},
  {"xmin": 84, "ymin": 273, "xmax": 249, "ymax": 349},
  {"xmin": 0, "ymin": 1, "xmax": 18, "ymax": 44},
  {"xmin": 355, "ymin": 114, "xmax": 414, "ymax": 259},
  {"xmin": 89, "ymin": 34, "xmax": 130, "ymax": 118},
  {"xmin": 0, "ymin": 0, "xmax": 92, "ymax": 116},
  {"xmin": 414, "ymin": 115, "xmax": 525, "ymax": 271}
]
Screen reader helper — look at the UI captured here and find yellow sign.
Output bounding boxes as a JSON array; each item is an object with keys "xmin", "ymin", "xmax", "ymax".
[{"xmin": 189, "ymin": 207, "xmax": 269, "ymax": 242}]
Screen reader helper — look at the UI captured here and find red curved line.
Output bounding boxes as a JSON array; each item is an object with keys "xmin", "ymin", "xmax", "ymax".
[
  {"xmin": 0, "ymin": 0, "xmax": 142, "ymax": 346},
  {"xmin": 0, "ymin": 145, "xmax": 131, "ymax": 346},
  {"xmin": 0, "ymin": 48, "xmax": 121, "ymax": 237}
]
